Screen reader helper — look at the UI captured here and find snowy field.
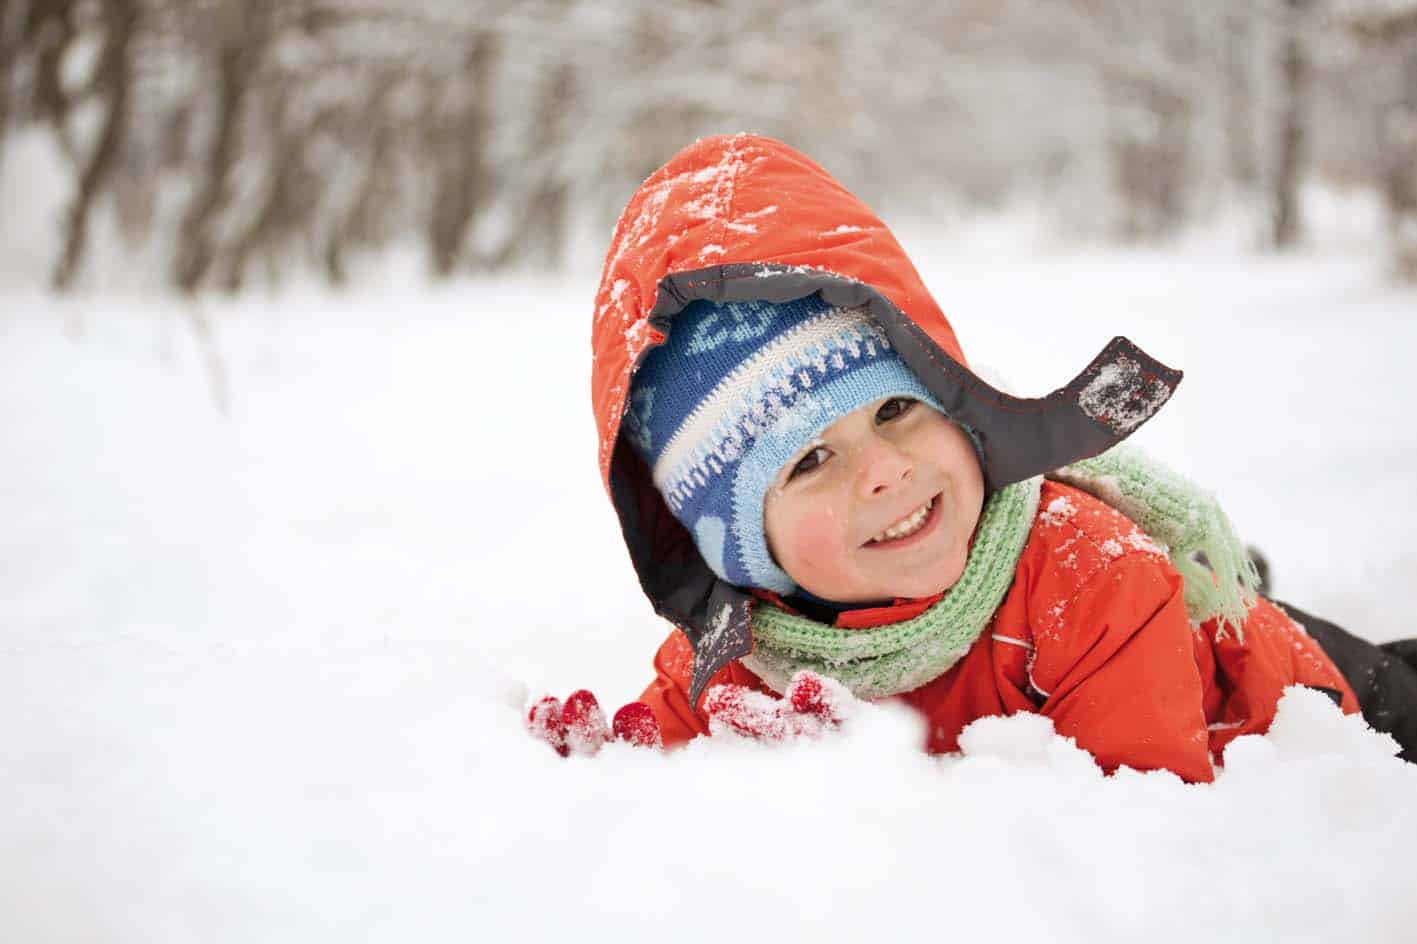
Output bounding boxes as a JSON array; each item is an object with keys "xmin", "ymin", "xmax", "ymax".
[{"xmin": 3, "ymin": 235, "xmax": 1417, "ymax": 941}]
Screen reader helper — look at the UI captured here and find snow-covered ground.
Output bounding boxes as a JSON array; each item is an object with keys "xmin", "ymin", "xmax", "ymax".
[{"xmin": 3, "ymin": 239, "xmax": 1417, "ymax": 942}]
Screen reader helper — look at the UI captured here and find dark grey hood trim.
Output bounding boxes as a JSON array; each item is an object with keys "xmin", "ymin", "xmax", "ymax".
[{"xmin": 611, "ymin": 263, "xmax": 1183, "ymax": 704}]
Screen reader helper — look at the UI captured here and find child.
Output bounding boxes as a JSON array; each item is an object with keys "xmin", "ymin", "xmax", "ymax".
[{"xmin": 536, "ymin": 133, "xmax": 1417, "ymax": 779}]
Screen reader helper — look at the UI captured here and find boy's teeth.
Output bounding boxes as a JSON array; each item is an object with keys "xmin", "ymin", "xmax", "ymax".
[{"xmin": 871, "ymin": 497, "xmax": 934, "ymax": 544}]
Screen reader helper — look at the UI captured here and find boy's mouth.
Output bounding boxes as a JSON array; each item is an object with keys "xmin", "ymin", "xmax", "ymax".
[{"xmin": 864, "ymin": 493, "xmax": 941, "ymax": 547}]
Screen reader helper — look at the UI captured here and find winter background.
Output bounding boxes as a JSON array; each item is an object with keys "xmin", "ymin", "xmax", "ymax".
[{"xmin": 4, "ymin": 2, "xmax": 1417, "ymax": 942}]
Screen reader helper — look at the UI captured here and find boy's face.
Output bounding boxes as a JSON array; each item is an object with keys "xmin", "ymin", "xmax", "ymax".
[{"xmin": 763, "ymin": 398, "xmax": 985, "ymax": 604}]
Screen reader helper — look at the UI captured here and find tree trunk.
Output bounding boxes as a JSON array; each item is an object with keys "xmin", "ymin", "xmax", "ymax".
[
  {"xmin": 0, "ymin": 0, "xmax": 19, "ymax": 160},
  {"xmin": 1384, "ymin": 50, "xmax": 1417, "ymax": 280},
  {"xmin": 325, "ymin": 74, "xmax": 400, "ymax": 282},
  {"xmin": 25, "ymin": 0, "xmax": 75, "ymax": 131},
  {"xmin": 52, "ymin": 0, "xmax": 137, "ymax": 289},
  {"xmin": 1223, "ymin": 7, "xmax": 1258, "ymax": 189},
  {"xmin": 172, "ymin": 3, "xmax": 269, "ymax": 292},
  {"xmin": 519, "ymin": 62, "xmax": 573, "ymax": 269},
  {"xmin": 1108, "ymin": 77, "xmax": 1191, "ymax": 241},
  {"xmin": 427, "ymin": 32, "xmax": 495, "ymax": 278},
  {"xmin": 1272, "ymin": 0, "xmax": 1311, "ymax": 250}
]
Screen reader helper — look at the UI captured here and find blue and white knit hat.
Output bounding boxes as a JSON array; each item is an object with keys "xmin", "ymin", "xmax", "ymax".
[{"xmin": 623, "ymin": 295, "xmax": 945, "ymax": 594}]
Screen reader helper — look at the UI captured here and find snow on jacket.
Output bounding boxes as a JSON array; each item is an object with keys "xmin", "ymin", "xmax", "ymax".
[{"xmin": 590, "ymin": 134, "xmax": 1357, "ymax": 782}]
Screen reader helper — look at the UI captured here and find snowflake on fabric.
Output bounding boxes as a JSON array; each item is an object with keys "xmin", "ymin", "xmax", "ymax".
[
  {"xmin": 1122, "ymin": 529, "xmax": 1166, "ymax": 557},
  {"xmin": 596, "ymin": 278, "xmax": 631, "ymax": 324},
  {"xmin": 1038, "ymin": 495, "xmax": 1078, "ymax": 527}
]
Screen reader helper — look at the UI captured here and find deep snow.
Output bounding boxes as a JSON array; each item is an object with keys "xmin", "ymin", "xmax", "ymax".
[{"xmin": 3, "ymin": 239, "xmax": 1417, "ymax": 942}]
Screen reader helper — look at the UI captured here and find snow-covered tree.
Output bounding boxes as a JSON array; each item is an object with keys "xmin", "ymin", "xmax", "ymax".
[
  {"xmin": 0, "ymin": 0, "xmax": 1410, "ymax": 289},
  {"xmin": 1340, "ymin": 0, "xmax": 1417, "ymax": 278}
]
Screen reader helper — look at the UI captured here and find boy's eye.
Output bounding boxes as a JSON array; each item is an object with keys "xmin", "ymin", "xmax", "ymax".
[
  {"xmin": 875, "ymin": 397, "xmax": 917, "ymax": 423},
  {"xmin": 788, "ymin": 446, "xmax": 830, "ymax": 480}
]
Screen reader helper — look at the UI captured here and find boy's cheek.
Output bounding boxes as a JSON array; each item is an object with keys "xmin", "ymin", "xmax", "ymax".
[{"xmin": 781, "ymin": 506, "xmax": 851, "ymax": 570}]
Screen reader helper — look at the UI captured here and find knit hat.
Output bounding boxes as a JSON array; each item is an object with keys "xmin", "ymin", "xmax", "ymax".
[{"xmin": 623, "ymin": 294, "xmax": 946, "ymax": 594}]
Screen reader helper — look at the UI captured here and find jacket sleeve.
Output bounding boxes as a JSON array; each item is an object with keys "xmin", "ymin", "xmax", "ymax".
[
  {"xmin": 1029, "ymin": 552, "xmax": 1215, "ymax": 783},
  {"xmin": 638, "ymin": 629, "xmax": 768, "ymax": 748}
]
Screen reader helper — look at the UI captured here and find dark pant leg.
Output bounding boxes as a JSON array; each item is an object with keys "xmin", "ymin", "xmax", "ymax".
[
  {"xmin": 1276, "ymin": 600, "xmax": 1417, "ymax": 763},
  {"xmin": 1380, "ymin": 639, "xmax": 1417, "ymax": 673}
]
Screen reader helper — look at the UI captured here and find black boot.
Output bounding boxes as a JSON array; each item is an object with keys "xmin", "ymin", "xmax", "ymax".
[{"xmin": 1279, "ymin": 601, "xmax": 1417, "ymax": 763}]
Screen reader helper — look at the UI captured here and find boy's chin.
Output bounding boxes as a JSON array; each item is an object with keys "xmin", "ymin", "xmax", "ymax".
[
  {"xmin": 791, "ymin": 548, "xmax": 969, "ymax": 605},
  {"xmin": 886, "ymin": 577, "xmax": 955, "ymax": 600},
  {"xmin": 814, "ymin": 573, "xmax": 956, "ymax": 606},
  {"xmin": 884, "ymin": 552, "xmax": 968, "ymax": 600}
]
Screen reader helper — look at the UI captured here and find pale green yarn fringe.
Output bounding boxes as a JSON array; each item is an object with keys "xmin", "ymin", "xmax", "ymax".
[
  {"xmin": 743, "ymin": 476, "xmax": 1042, "ymax": 698},
  {"xmin": 1050, "ymin": 444, "xmax": 1260, "ymax": 633}
]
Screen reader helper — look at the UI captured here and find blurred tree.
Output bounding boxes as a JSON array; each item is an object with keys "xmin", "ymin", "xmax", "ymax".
[
  {"xmin": 512, "ymin": 60, "xmax": 572, "ymax": 269},
  {"xmin": 0, "ymin": 0, "xmax": 1410, "ymax": 289},
  {"xmin": 1223, "ymin": 6, "xmax": 1261, "ymax": 189},
  {"xmin": 0, "ymin": 0, "xmax": 18, "ymax": 159},
  {"xmin": 1271, "ymin": 0, "xmax": 1313, "ymax": 249},
  {"xmin": 427, "ymin": 30, "xmax": 496, "ymax": 277},
  {"xmin": 318, "ymin": 71, "xmax": 401, "ymax": 283},
  {"xmin": 1346, "ymin": 1, "xmax": 1417, "ymax": 279},
  {"xmin": 22, "ymin": 0, "xmax": 78, "ymax": 136},
  {"xmin": 172, "ymin": 0, "xmax": 272, "ymax": 291},
  {"xmin": 53, "ymin": 0, "xmax": 139, "ymax": 288}
]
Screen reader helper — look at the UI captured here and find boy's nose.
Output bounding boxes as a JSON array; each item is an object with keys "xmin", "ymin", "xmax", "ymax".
[{"xmin": 857, "ymin": 437, "xmax": 914, "ymax": 499}]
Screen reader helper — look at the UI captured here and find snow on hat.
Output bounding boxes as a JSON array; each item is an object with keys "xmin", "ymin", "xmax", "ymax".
[{"xmin": 622, "ymin": 294, "xmax": 945, "ymax": 594}]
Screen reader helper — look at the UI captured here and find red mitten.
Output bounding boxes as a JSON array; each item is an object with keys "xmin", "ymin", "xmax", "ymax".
[
  {"xmin": 787, "ymin": 671, "xmax": 849, "ymax": 724},
  {"xmin": 613, "ymin": 702, "xmax": 664, "ymax": 748},
  {"xmin": 704, "ymin": 670, "xmax": 852, "ymax": 743},
  {"xmin": 528, "ymin": 691, "xmax": 662, "ymax": 756},
  {"xmin": 703, "ymin": 684, "xmax": 791, "ymax": 739},
  {"xmin": 527, "ymin": 695, "xmax": 569, "ymax": 757},
  {"xmin": 562, "ymin": 690, "xmax": 611, "ymax": 756}
]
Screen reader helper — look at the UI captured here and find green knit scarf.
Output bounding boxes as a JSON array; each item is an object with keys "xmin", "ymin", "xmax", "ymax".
[{"xmin": 743, "ymin": 445, "xmax": 1260, "ymax": 698}]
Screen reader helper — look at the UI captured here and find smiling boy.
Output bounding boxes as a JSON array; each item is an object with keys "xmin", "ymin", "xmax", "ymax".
[{"xmin": 562, "ymin": 134, "xmax": 1417, "ymax": 777}]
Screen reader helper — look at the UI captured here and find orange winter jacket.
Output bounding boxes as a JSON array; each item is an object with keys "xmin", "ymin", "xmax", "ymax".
[
  {"xmin": 590, "ymin": 134, "xmax": 1356, "ymax": 784},
  {"xmin": 639, "ymin": 481, "xmax": 1358, "ymax": 782}
]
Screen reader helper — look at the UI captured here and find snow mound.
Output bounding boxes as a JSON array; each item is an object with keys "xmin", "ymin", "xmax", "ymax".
[
  {"xmin": 955, "ymin": 707, "xmax": 1105, "ymax": 778},
  {"xmin": 491, "ymin": 685, "xmax": 1416, "ymax": 944}
]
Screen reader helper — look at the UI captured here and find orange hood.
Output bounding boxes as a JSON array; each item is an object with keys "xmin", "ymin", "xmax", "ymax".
[{"xmin": 590, "ymin": 134, "xmax": 1181, "ymax": 702}]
